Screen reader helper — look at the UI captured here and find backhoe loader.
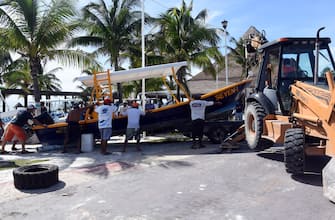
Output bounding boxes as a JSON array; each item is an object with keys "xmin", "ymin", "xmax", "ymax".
[{"xmin": 243, "ymin": 28, "xmax": 335, "ymax": 201}]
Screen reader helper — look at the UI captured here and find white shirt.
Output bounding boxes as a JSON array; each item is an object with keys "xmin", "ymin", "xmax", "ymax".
[
  {"xmin": 123, "ymin": 107, "xmax": 145, "ymax": 129},
  {"xmin": 189, "ymin": 100, "xmax": 214, "ymax": 120},
  {"xmin": 118, "ymin": 105, "xmax": 129, "ymax": 115},
  {"xmin": 95, "ymin": 104, "xmax": 117, "ymax": 129}
]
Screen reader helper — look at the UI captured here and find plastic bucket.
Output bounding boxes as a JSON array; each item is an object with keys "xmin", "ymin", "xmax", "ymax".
[{"xmin": 81, "ymin": 133, "xmax": 94, "ymax": 152}]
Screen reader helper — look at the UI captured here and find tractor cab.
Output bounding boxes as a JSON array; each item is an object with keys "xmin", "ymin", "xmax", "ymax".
[{"xmin": 252, "ymin": 37, "xmax": 335, "ymax": 115}]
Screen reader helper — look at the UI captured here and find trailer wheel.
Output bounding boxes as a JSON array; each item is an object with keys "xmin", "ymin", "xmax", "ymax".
[
  {"xmin": 245, "ymin": 102, "xmax": 270, "ymax": 150},
  {"xmin": 284, "ymin": 128, "xmax": 305, "ymax": 174},
  {"xmin": 13, "ymin": 164, "xmax": 59, "ymax": 190},
  {"xmin": 208, "ymin": 127, "xmax": 227, "ymax": 144}
]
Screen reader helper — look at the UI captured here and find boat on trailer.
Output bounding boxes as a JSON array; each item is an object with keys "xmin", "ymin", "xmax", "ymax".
[{"xmin": 33, "ymin": 61, "xmax": 251, "ymax": 145}]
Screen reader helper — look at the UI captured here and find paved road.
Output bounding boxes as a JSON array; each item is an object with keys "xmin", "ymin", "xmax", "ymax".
[{"xmin": 0, "ymin": 139, "xmax": 334, "ymax": 220}]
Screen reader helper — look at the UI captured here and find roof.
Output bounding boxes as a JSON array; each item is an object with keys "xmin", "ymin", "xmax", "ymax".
[
  {"xmin": 259, "ymin": 37, "xmax": 331, "ymax": 50},
  {"xmin": 242, "ymin": 26, "xmax": 263, "ymax": 40},
  {"xmin": 188, "ymin": 59, "xmax": 244, "ymax": 94}
]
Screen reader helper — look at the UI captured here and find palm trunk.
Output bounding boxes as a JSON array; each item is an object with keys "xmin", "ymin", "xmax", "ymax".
[
  {"xmin": 113, "ymin": 56, "xmax": 122, "ymax": 103},
  {"xmin": 176, "ymin": 67, "xmax": 190, "ymax": 101},
  {"xmin": 30, "ymin": 58, "xmax": 41, "ymax": 114},
  {"xmin": 24, "ymin": 94, "xmax": 28, "ymax": 107}
]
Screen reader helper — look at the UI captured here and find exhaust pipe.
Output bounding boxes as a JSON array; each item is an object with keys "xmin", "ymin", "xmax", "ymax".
[{"xmin": 314, "ymin": 27, "xmax": 325, "ymax": 85}]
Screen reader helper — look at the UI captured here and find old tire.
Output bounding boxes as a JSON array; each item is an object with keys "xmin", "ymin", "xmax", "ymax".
[
  {"xmin": 284, "ymin": 128, "xmax": 305, "ymax": 174},
  {"xmin": 245, "ymin": 102, "xmax": 271, "ymax": 150},
  {"xmin": 208, "ymin": 127, "xmax": 227, "ymax": 144},
  {"xmin": 13, "ymin": 164, "xmax": 59, "ymax": 190}
]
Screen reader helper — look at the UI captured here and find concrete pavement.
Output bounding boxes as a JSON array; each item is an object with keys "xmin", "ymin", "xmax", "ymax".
[
  {"xmin": 0, "ymin": 133, "xmax": 221, "ymax": 203},
  {"xmin": 1, "ymin": 135, "xmax": 334, "ymax": 220}
]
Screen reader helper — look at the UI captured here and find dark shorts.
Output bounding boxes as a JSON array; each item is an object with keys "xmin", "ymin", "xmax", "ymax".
[
  {"xmin": 126, "ymin": 128, "xmax": 140, "ymax": 141},
  {"xmin": 67, "ymin": 121, "xmax": 81, "ymax": 141},
  {"xmin": 192, "ymin": 119, "xmax": 204, "ymax": 137}
]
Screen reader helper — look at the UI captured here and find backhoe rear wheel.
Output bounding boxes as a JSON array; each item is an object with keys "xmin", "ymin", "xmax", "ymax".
[
  {"xmin": 284, "ymin": 128, "xmax": 305, "ymax": 174},
  {"xmin": 245, "ymin": 102, "xmax": 271, "ymax": 150}
]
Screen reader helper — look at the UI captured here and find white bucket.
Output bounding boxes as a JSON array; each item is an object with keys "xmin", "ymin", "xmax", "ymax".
[{"xmin": 81, "ymin": 133, "xmax": 94, "ymax": 152}]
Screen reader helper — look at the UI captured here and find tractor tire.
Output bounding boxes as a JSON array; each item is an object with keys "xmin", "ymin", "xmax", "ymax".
[
  {"xmin": 13, "ymin": 164, "xmax": 59, "ymax": 190},
  {"xmin": 284, "ymin": 128, "xmax": 305, "ymax": 174},
  {"xmin": 245, "ymin": 102, "xmax": 270, "ymax": 150},
  {"xmin": 208, "ymin": 127, "xmax": 227, "ymax": 144}
]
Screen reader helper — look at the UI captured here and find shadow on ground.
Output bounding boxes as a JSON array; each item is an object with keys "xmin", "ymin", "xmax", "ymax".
[
  {"xmin": 291, "ymin": 173, "xmax": 323, "ymax": 187},
  {"xmin": 257, "ymin": 148, "xmax": 330, "ymax": 187},
  {"xmin": 203, "ymin": 141, "xmax": 254, "ymax": 155},
  {"xmin": 19, "ymin": 181, "xmax": 66, "ymax": 194},
  {"xmin": 257, "ymin": 148, "xmax": 284, "ymax": 162}
]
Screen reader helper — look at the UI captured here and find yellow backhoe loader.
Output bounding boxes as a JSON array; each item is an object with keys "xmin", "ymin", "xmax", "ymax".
[{"xmin": 244, "ymin": 28, "xmax": 335, "ymax": 202}]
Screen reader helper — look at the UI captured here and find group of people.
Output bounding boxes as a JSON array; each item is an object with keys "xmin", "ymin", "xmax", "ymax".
[
  {"xmin": 0, "ymin": 94, "xmax": 243, "ymax": 155},
  {"xmin": 62, "ymin": 98, "xmax": 146, "ymax": 155},
  {"xmin": 95, "ymin": 98, "xmax": 145, "ymax": 155},
  {"xmin": 0, "ymin": 98, "xmax": 146, "ymax": 155}
]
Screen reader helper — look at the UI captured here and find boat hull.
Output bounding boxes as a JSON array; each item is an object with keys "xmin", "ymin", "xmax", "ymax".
[{"xmin": 34, "ymin": 80, "xmax": 251, "ymax": 145}]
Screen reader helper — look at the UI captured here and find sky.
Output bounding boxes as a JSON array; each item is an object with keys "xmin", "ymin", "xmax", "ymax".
[
  {"xmin": 53, "ymin": 0, "xmax": 335, "ymax": 92},
  {"xmin": 7, "ymin": 0, "xmax": 335, "ymax": 107}
]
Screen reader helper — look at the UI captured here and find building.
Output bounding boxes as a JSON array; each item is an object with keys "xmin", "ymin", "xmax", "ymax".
[{"xmin": 187, "ymin": 26, "xmax": 265, "ymax": 95}]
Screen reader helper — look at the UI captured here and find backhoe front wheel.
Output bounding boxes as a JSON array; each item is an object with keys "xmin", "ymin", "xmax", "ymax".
[
  {"xmin": 284, "ymin": 128, "xmax": 305, "ymax": 174},
  {"xmin": 245, "ymin": 102, "xmax": 268, "ymax": 150}
]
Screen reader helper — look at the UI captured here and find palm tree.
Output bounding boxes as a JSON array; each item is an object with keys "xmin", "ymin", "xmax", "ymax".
[
  {"xmin": 152, "ymin": 0, "xmax": 224, "ymax": 98},
  {"xmin": 228, "ymin": 37, "xmax": 248, "ymax": 79},
  {"xmin": 70, "ymin": 0, "xmax": 142, "ymax": 102},
  {"xmin": 123, "ymin": 28, "xmax": 166, "ymax": 99},
  {"xmin": 2, "ymin": 59, "xmax": 32, "ymax": 92},
  {"xmin": 1, "ymin": 58, "xmax": 31, "ymax": 106},
  {"xmin": 0, "ymin": 0, "xmax": 94, "ymax": 109},
  {"xmin": 2, "ymin": 58, "xmax": 63, "ymax": 106},
  {"xmin": 37, "ymin": 68, "xmax": 62, "ymax": 92},
  {"xmin": 0, "ymin": 30, "xmax": 13, "ymax": 86}
]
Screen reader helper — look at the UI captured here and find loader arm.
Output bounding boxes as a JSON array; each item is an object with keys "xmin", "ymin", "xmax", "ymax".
[{"xmin": 290, "ymin": 71, "xmax": 335, "ymax": 156}]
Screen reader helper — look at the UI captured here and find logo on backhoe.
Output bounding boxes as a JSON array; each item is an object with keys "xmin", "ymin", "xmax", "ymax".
[{"xmin": 304, "ymin": 87, "xmax": 330, "ymax": 105}]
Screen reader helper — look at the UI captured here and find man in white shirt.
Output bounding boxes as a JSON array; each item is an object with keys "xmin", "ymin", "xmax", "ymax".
[
  {"xmin": 189, "ymin": 94, "xmax": 214, "ymax": 149},
  {"xmin": 118, "ymin": 101, "xmax": 128, "ymax": 116},
  {"xmin": 121, "ymin": 102, "xmax": 145, "ymax": 152},
  {"xmin": 95, "ymin": 98, "xmax": 118, "ymax": 155}
]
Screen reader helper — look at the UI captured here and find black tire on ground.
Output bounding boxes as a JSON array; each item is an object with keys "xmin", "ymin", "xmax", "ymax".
[
  {"xmin": 245, "ymin": 102, "xmax": 272, "ymax": 150},
  {"xmin": 208, "ymin": 127, "xmax": 227, "ymax": 144},
  {"xmin": 13, "ymin": 164, "xmax": 59, "ymax": 190},
  {"xmin": 284, "ymin": 128, "xmax": 305, "ymax": 174}
]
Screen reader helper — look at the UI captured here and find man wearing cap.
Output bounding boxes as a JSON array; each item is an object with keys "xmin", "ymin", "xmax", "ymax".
[
  {"xmin": 95, "ymin": 98, "xmax": 118, "ymax": 155},
  {"xmin": 1, "ymin": 105, "xmax": 44, "ymax": 154},
  {"xmin": 121, "ymin": 101, "xmax": 145, "ymax": 152}
]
